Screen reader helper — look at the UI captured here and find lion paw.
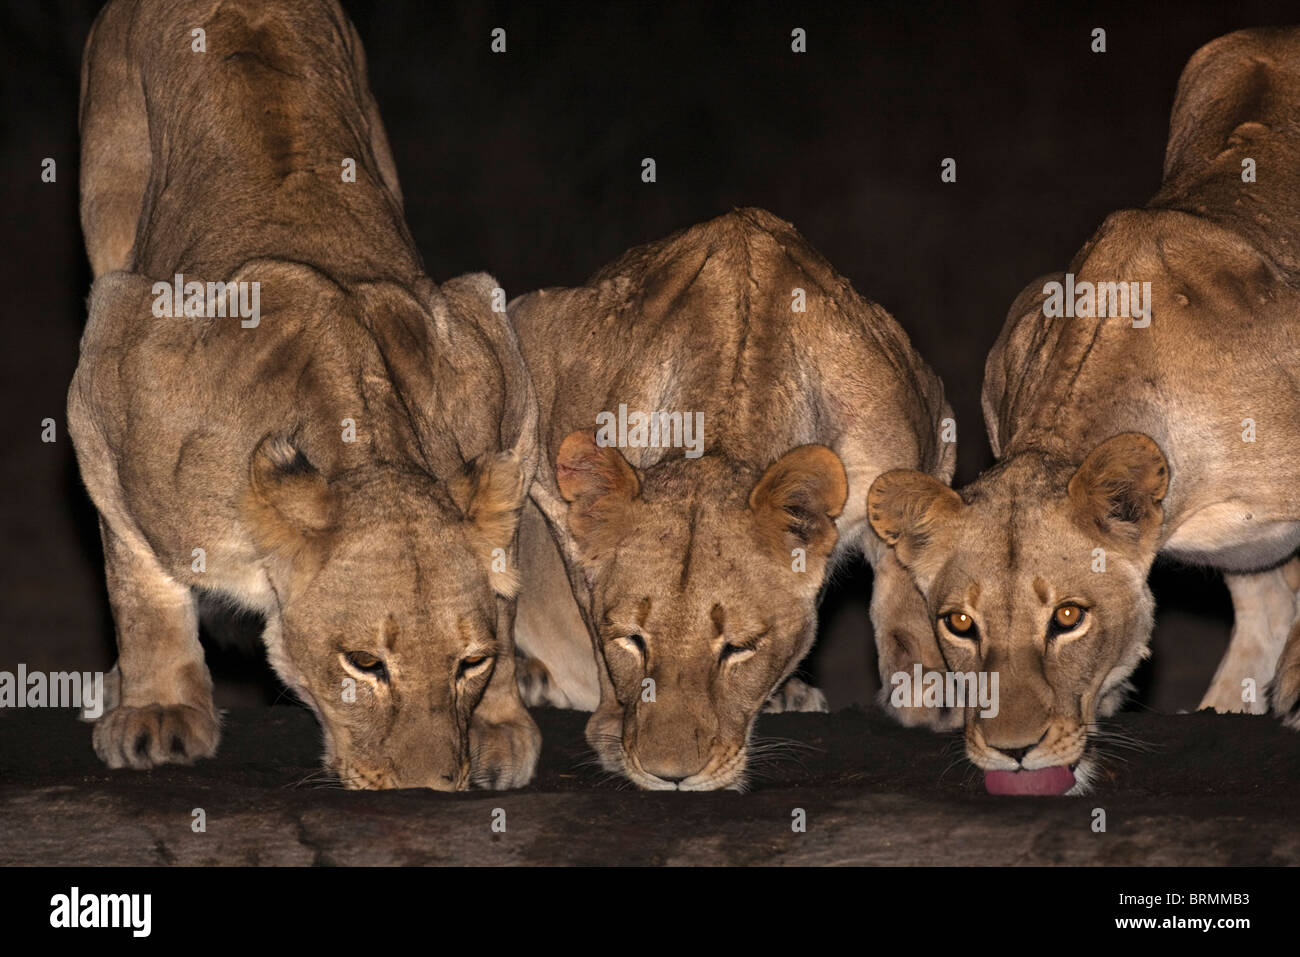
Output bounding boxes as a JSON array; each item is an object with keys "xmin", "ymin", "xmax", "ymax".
[
  {"xmin": 92, "ymin": 703, "xmax": 220, "ymax": 770},
  {"xmin": 1270, "ymin": 649, "xmax": 1300, "ymax": 730},
  {"xmin": 470, "ymin": 711, "xmax": 541, "ymax": 789},
  {"xmin": 878, "ymin": 689, "xmax": 965, "ymax": 731},
  {"xmin": 515, "ymin": 655, "xmax": 555, "ymax": 708},
  {"xmin": 763, "ymin": 676, "xmax": 828, "ymax": 713},
  {"xmin": 1199, "ymin": 682, "xmax": 1265, "ymax": 715}
]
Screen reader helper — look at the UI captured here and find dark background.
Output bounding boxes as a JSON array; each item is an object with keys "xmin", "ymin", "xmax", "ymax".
[{"xmin": 2, "ymin": 0, "xmax": 1293, "ymax": 712}]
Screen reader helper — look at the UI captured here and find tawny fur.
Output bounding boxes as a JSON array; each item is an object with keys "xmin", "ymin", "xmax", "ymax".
[
  {"xmin": 69, "ymin": 0, "xmax": 540, "ymax": 790},
  {"xmin": 870, "ymin": 28, "xmax": 1300, "ymax": 793},
  {"xmin": 510, "ymin": 207, "xmax": 954, "ymax": 789}
]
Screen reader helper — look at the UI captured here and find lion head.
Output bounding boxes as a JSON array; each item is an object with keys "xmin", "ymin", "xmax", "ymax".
[
  {"xmin": 553, "ymin": 433, "xmax": 847, "ymax": 790},
  {"xmin": 231, "ymin": 268, "xmax": 538, "ymax": 791},
  {"xmin": 867, "ymin": 433, "xmax": 1169, "ymax": 794},
  {"xmin": 247, "ymin": 434, "xmax": 528, "ymax": 790}
]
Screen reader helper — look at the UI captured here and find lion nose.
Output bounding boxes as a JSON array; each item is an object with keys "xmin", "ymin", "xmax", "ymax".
[
  {"xmin": 987, "ymin": 727, "xmax": 1049, "ymax": 765},
  {"xmin": 638, "ymin": 755, "xmax": 706, "ymax": 783}
]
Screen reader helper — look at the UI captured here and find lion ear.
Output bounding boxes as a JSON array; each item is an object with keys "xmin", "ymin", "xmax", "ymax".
[
  {"xmin": 1067, "ymin": 432, "xmax": 1169, "ymax": 547},
  {"xmin": 247, "ymin": 434, "xmax": 334, "ymax": 556},
  {"xmin": 555, "ymin": 430, "xmax": 639, "ymax": 557},
  {"xmin": 749, "ymin": 445, "xmax": 848, "ymax": 557},
  {"xmin": 867, "ymin": 470, "xmax": 963, "ymax": 568},
  {"xmin": 452, "ymin": 450, "xmax": 529, "ymax": 597}
]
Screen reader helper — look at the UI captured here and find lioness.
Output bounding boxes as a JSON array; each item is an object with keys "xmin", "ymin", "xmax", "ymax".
[
  {"xmin": 68, "ymin": 0, "xmax": 541, "ymax": 790},
  {"xmin": 509, "ymin": 208, "xmax": 954, "ymax": 789},
  {"xmin": 868, "ymin": 27, "xmax": 1300, "ymax": 795}
]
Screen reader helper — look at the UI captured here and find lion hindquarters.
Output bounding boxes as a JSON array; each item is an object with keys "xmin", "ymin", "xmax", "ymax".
[{"xmin": 762, "ymin": 676, "xmax": 828, "ymax": 714}]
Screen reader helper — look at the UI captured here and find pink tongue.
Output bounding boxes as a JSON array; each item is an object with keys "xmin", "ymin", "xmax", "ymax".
[{"xmin": 984, "ymin": 766, "xmax": 1076, "ymax": 796}]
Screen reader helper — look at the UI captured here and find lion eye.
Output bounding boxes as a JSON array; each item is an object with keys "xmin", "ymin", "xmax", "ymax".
[
  {"xmin": 618, "ymin": 634, "xmax": 648, "ymax": 657},
  {"xmin": 719, "ymin": 642, "xmax": 753, "ymax": 664},
  {"xmin": 941, "ymin": 612, "xmax": 979, "ymax": 640},
  {"xmin": 1051, "ymin": 604, "xmax": 1086, "ymax": 632},
  {"xmin": 456, "ymin": 655, "xmax": 493, "ymax": 680},
  {"xmin": 343, "ymin": 651, "xmax": 388, "ymax": 680}
]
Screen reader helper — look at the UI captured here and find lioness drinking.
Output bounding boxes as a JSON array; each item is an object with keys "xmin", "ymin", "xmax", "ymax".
[
  {"xmin": 868, "ymin": 28, "xmax": 1300, "ymax": 795},
  {"xmin": 68, "ymin": 0, "xmax": 540, "ymax": 789},
  {"xmin": 510, "ymin": 208, "xmax": 954, "ymax": 790}
]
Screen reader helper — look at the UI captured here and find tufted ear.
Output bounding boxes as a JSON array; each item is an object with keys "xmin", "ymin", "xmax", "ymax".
[
  {"xmin": 451, "ymin": 449, "xmax": 529, "ymax": 597},
  {"xmin": 1067, "ymin": 432, "xmax": 1169, "ymax": 548},
  {"xmin": 246, "ymin": 434, "xmax": 334, "ymax": 559},
  {"xmin": 748, "ymin": 445, "xmax": 847, "ymax": 558},
  {"xmin": 867, "ymin": 469, "xmax": 963, "ymax": 568},
  {"xmin": 555, "ymin": 430, "xmax": 640, "ymax": 558}
]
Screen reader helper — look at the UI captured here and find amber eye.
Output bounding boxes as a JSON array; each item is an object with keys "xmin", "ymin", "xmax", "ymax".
[
  {"xmin": 1052, "ymin": 604, "xmax": 1086, "ymax": 632},
  {"xmin": 941, "ymin": 612, "xmax": 978, "ymax": 639},
  {"xmin": 343, "ymin": 651, "xmax": 387, "ymax": 680}
]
